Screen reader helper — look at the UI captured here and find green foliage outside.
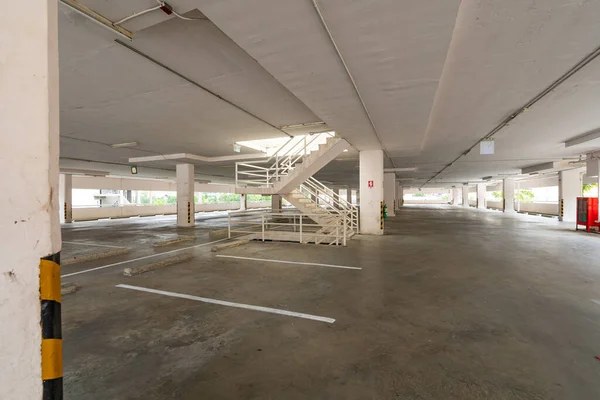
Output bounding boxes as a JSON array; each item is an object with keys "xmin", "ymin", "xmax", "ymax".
[
  {"xmin": 583, "ymin": 183, "xmax": 598, "ymax": 196},
  {"xmin": 517, "ymin": 189, "xmax": 534, "ymax": 203},
  {"xmin": 491, "ymin": 190, "xmax": 534, "ymax": 203},
  {"xmin": 413, "ymin": 193, "xmax": 425, "ymax": 198}
]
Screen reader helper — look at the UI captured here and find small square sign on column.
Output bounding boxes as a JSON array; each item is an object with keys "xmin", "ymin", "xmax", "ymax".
[{"xmin": 368, "ymin": 180, "xmax": 374, "ymax": 188}]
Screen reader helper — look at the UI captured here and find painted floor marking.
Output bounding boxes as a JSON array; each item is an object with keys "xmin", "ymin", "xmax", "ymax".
[
  {"xmin": 215, "ymin": 254, "xmax": 361, "ymax": 270},
  {"xmin": 591, "ymin": 300, "xmax": 600, "ymax": 306},
  {"xmin": 63, "ymin": 241, "xmax": 125, "ymax": 249},
  {"xmin": 61, "ymin": 237, "xmax": 231, "ymax": 278},
  {"xmin": 116, "ymin": 284, "xmax": 335, "ymax": 324}
]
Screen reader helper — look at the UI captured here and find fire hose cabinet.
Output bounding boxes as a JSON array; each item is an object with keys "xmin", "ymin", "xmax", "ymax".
[{"xmin": 576, "ymin": 197, "xmax": 599, "ymax": 232}]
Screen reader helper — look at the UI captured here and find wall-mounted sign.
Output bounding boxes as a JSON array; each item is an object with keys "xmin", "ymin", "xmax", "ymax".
[{"xmin": 368, "ymin": 180, "xmax": 374, "ymax": 188}]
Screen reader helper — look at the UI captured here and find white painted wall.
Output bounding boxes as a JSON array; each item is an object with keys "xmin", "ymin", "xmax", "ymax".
[
  {"xmin": 359, "ymin": 150, "xmax": 384, "ymax": 235},
  {"xmin": 476, "ymin": 184, "xmax": 486, "ymax": 209},
  {"xmin": 71, "ymin": 202, "xmax": 270, "ymax": 221},
  {"xmin": 462, "ymin": 186, "xmax": 469, "ymax": 207},
  {"xmin": 0, "ymin": 1, "xmax": 60, "ymax": 398}
]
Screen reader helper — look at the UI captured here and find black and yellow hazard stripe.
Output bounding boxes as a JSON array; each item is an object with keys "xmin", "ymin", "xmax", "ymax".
[
  {"xmin": 380, "ymin": 201, "xmax": 384, "ymax": 230},
  {"xmin": 41, "ymin": 252, "xmax": 63, "ymax": 400},
  {"xmin": 63, "ymin": 202, "xmax": 67, "ymax": 221},
  {"xmin": 187, "ymin": 201, "xmax": 191, "ymax": 224},
  {"xmin": 560, "ymin": 199, "xmax": 564, "ymax": 217}
]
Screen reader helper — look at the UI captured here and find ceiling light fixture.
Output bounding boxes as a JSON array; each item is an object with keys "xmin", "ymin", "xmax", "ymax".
[
  {"xmin": 111, "ymin": 141, "xmax": 139, "ymax": 148},
  {"xmin": 279, "ymin": 121, "xmax": 326, "ymax": 130}
]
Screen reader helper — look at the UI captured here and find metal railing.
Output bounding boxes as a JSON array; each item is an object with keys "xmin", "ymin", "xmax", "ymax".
[
  {"xmin": 227, "ymin": 209, "xmax": 349, "ymax": 246},
  {"xmin": 236, "ymin": 132, "xmax": 335, "ymax": 188},
  {"xmin": 296, "ymin": 177, "xmax": 359, "ymax": 235}
]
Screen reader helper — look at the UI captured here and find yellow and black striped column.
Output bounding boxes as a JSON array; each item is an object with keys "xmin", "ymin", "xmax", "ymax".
[
  {"xmin": 560, "ymin": 199, "xmax": 565, "ymax": 218},
  {"xmin": 380, "ymin": 201, "xmax": 384, "ymax": 231},
  {"xmin": 187, "ymin": 201, "xmax": 191, "ymax": 224},
  {"xmin": 40, "ymin": 252, "xmax": 63, "ymax": 400}
]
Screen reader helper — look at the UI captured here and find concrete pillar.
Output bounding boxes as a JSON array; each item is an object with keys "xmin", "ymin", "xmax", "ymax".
[
  {"xmin": 476, "ymin": 183, "xmax": 486, "ymax": 209},
  {"xmin": 59, "ymin": 173, "xmax": 73, "ymax": 223},
  {"xmin": 359, "ymin": 150, "xmax": 384, "ymax": 235},
  {"xmin": 0, "ymin": 1, "xmax": 61, "ymax": 398},
  {"xmin": 503, "ymin": 178, "xmax": 515, "ymax": 213},
  {"xmin": 346, "ymin": 188, "xmax": 352, "ymax": 204},
  {"xmin": 271, "ymin": 194, "xmax": 282, "ymax": 213},
  {"xmin": 383, "ymin": 172, "xmax": 396, "ymax": 217},
  {"xmin": 559, "ymin": 169, "xmax": 582, "ymax": 222},
  {"xmin": 176, "ymin": 164, "xmax": 195, "ymax": 227},
  {"xmin": 587, "ymin": 158, "xmax": 600, "ymax": 206},
  {"xmin": 451, "ymin": 187, "xmax": 460, "ymax": 206},
  {"xmin": 240, "ymin": 193, "xmax": 247, "ymax": 211},
  {"xmin": 395, "ymin": 181, "xmax": 404, "ymax": 209},
  {"xmin": 462, "ymin": 186, "xmax": 469, "ymax": 207}
]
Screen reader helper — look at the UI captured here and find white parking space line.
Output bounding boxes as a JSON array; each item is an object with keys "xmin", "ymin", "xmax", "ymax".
[
  {"xmin": 116, "ymin": 284, "xmax": 336, "ymax": 324},
  {"xmin": 63, "ymin": 241, "xmax": 125, "ymax": 249},
  {"xmin": 216, "ymin": 254, "xmax": 362, "ymax": 270},
  {"xmin": 61, "ymin": 238, "xmax": 231, "ymax": 278},
  {"xmin": 591, "ymin": 299, "xmax": 600, "ymax": 306}
]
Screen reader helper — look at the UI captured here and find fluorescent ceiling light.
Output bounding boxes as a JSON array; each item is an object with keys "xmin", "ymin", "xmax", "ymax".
[
  {"xmin": 565, "ymin": 128, "xmax": 600, "ymax": 148},
  {"xmin": 111, "ymin": 141, "xmax": 138, "ymax": 148},
  {"xmin": 279, "ymin": 121, "xmax": 325, "ymax": 130}
]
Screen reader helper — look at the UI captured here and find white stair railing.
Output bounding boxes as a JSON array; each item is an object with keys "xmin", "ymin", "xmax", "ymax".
[
  {"xmin": 296, "ymin": 177, "xmax": 359, "ymax": 235},
  {"xmin": 236, "ymin": 132, "xmax": 335, "ymax": 188}
]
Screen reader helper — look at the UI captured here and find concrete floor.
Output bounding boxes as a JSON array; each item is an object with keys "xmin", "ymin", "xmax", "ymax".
[{"xmin": 61, "ymin": 205, "xmax": 600, "ymax": 399}]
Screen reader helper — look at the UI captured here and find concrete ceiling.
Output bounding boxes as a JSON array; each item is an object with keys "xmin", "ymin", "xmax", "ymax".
[{"xmin": 58, "ymin": 0, "xmax": 600, "ymax": 187}]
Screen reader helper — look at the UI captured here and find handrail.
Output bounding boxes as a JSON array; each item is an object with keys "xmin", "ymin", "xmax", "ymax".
[{"xmin": 236, "ymin": 132, "xmax": 336, "ymax": 188}]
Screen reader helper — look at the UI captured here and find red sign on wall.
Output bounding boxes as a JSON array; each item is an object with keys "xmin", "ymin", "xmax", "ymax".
[{"xmin": 368, "ymin": 180, "xmax": 374, "ymax": 188}]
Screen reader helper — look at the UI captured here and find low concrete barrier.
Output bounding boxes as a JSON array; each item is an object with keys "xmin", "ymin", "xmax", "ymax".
[{"xmin": 72, "ymin": 201, "xmax": 270, "ymax": 221}]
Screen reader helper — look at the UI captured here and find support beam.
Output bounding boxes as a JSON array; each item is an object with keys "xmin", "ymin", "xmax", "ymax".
[
  {"xmin": 0, "ymin": 1, "xmax": 62, "ymax": 398},
  {"xmin": 558, "ymin": 169, "xmax": 582, "ymax": 222},
  {"xmin": 240, "ymin": 193, "xmax": 247, "ymax": 211},
  {"xmin": 346, "ymin": 188, "xmax": 352, "ymax": 204},
  {"xmin": 503, "ymin": 178, "xmax": 515, "ymax": 213},
  {"xmin": 383, "ymin": 173, "xmax": 396, "ymax": 217},
  {"xmin": 462, "ymin": 186, "xmax": 469, "ymax": 207},
  {"xmin": 359, "ymin": 150, "xmax": 384, "ymax": 235},
  {"xmin": 271, "ymin": 194, "xmax": 282, "ymax": 213},
  {"xmin": 176, "ymin": 164, "xmax": 195, "ymax": 227},
  {"xmin": 476, "ymin": 184, "xmax": 486, "ymax": 209},
  {"xmin": 397, "ymin": 183, "xmax": 404, "ymax": 209},
  {"xmin": 59, "ymin": 174, "xmax": 73, "ymax": 223}
]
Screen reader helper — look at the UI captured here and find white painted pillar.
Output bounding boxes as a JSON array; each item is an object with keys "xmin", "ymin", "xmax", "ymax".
[
  {"xmin": 398, "ymin": 186, "xmax": 404, "ymax": 208},
  {"xmin": 271, "ymin": 194, "xmax": 282, "ymax": 213},
  {"xmin": 559, "ymin": 169, "xmax": 582, "ymax": 222},
  {"xmin": 240, "ymin": 193, "xmax": 247, "ymax": 211},
  {"xmin": 176, "ymin": 164, "xmax": 195, "ymax": 227},
  {"xmin": 59, "ymin": 174, "xmax": 73, "ymax": 223},
  {"xmin": 587, "ymin": 158, "xmax": 600, "ymax": 206},
  {"xmin": 346, "ymin": 188, "xmax": 352, "ymax": 204},
  {"xmin": 451, "ymin": 187, "xmax": 460, "ymax": 206},
  {"xmin": 383, "ymin": 172, "xmax": 396, "ymax": 217},
  {"xmin": 462, "ymin": 186, "xmax": 469, "ymax": 207},
  {"xmin": 359, "ymin": 150, "xmax": 384, "ymax": 235},
  {"xmin": 476, "ymin": 183, "xmax": 486, "ymax": 209},
  {"xmin": 0, "ymin": 1, "xmax": 61, "ymax": 398},
  {"xmin": 503, "ymin": 178, "xmax": 515, "ymax": 213}
]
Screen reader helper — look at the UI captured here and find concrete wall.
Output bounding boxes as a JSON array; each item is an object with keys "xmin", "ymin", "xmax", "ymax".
[
  {"xmin": 404, "ymin": 199, "xmax": 449, "ymax": 204},
  {"xmin": 72, "ymin": 201, "xmax": 270, "ymax": 221},
  {"xmin": 487, "ymin": 201, "xmax": 559, "ymax": 215},
  {"xmin": 72, "ymin": 175, "xmax": 235, "ymax": 193}
]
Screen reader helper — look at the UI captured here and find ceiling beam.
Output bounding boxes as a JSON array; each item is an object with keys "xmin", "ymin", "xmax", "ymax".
[
  {"xmin": 564, "ymin": 128, "xmax": 600, "ymax": 147},
  {"xmin": 114, "ymin": 39, "xmax": 293, "ymax": 138},
  {"xmin": 129, "ymin": 152, "xmax": 269, "ymax": 164}
]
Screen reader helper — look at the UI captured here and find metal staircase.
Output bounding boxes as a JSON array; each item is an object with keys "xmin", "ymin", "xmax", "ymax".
[{"xmin": 231, "ymin": 133, "xmax": 358, "ymax": 245}]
